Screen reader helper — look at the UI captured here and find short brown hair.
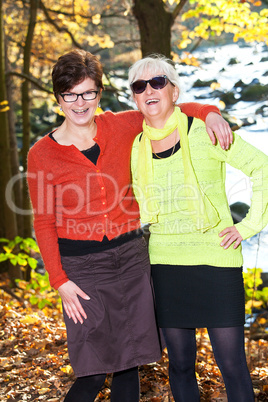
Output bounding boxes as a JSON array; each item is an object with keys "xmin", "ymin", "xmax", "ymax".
[{"xmin": 52, "ymin": 49, "xmax": 104, "ymax": 102}]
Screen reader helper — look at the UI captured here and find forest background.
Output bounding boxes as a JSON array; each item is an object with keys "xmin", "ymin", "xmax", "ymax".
[{"xmin": 0, "ymin": 0, "xmax": 268, "ymax": 400}]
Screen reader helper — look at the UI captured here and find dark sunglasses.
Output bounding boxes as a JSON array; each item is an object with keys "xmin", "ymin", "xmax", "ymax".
[{"xmin": 130, "ymin": 75, "xmax": 173, "ymax": 94}]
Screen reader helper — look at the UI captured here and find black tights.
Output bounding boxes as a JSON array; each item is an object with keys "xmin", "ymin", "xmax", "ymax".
[
  {"xmin": 64, "ymin": 366, "xmax": 140, "ymax": 402},
  {"xmin": 162, "ymin": 326, "xmax": 255, "ymax": 402}
]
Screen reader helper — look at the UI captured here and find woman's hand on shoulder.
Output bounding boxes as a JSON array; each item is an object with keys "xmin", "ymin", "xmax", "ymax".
[
  {"xmin": 205, "ymin": 112, "xmax": 233, "ymax": 150},
  {"xmin": 58, "ymin": 280, "xmax": 90, "ymax": 324},
  {"xmin": 219, "ymin": 225, "xmax": 243, "ymax": 249}
]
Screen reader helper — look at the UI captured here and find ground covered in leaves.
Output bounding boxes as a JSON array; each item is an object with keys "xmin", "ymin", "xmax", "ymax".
[{"xmin": 1, "ymin": 273, "xmax": 268, "ymax": 401}]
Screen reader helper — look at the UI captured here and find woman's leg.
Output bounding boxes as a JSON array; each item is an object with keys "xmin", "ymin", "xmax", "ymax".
[
  {"xmin": 64, "ymin": 373, "xmax": 106, "ymax": 402},
  {"xmin": 110, "ymin": 367, "xmax": 140, "ymax": 402},
  {"xmin": 162, "ymin": 327, "xmax": 200, "ymax": 402},
  {"xmin": 208, "ymin": 326, "xmax": 254, "ymax": 402}
]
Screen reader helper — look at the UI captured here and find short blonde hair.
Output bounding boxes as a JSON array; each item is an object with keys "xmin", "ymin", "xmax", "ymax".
[{"xmin": 128, "ymin": 54, "xmax": 180, "ymax": 92}]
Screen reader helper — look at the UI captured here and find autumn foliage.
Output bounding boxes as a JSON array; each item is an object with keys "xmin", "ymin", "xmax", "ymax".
[{"xmin": 1, "ymin": 272, "xmax": 268, "ymax": 401}]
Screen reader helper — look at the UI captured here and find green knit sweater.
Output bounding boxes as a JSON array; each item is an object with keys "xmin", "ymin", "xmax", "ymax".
[{"xmin": 131, "ymin": 117, "xmax": 268, "ymax": 268}]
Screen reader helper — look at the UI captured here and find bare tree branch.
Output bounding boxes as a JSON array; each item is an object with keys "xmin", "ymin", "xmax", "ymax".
[
  {"xmin": 172, "ymin": 0, "xmax": 188, "ymax": 22},
  {"xmin": 39, "ymin": 0, "xmax": 83, "ymax": 49},
  {"xmin": 6, "ymin": 71, "xmax": 52, "ymax": 94}
]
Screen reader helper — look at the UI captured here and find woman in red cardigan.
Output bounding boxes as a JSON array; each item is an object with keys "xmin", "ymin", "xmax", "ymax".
[{"xmin": 27, "ymin": 49, "xmax": 232, "ymax": 402}]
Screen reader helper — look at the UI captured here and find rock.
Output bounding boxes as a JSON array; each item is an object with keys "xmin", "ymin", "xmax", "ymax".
[
  {"xmin": 220, "ymin": 91, "xmax": 238, "ymax": 106},
  {"xmin": 221, "ymin": 113, "xmax": 255, "ymax": 131},
  {"xmin": 192, "ymin": 78, "xmax": 215, "ymax": 88},
  {"xmin": 234, "ymin": 79, "xmax": 246, "ymax": 88},
  {"xmin": 230, "ymin": 202, "xmax": 250, "ymax": 224},
  {"xmin": 249, "ymin": 78, "xmax": 260, "ymax": 85},
  {"xmin": 240, "ymin": 84, "xmax": 268, "ymax": 102},
  {"xmin": 256, "ymin": 105, "xmax": 268, "ymax": 117},
  {"xmin": 228, "ymin": 57, "xmax": 239, "ymax": 65}
]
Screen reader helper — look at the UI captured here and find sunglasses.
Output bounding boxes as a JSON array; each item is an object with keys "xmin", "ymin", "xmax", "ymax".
[{"xmin": 130, "ymin": 75, "xmax": 173, "ymax": 94}]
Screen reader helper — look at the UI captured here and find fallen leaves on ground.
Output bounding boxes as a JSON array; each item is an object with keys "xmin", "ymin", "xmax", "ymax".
[{"xmin": 0, "ymin": 273, "xmax": 268, "ymax": 401}]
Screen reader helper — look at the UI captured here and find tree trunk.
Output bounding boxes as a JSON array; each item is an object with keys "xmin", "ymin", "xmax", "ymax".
[
  {"xmin": 5, "ymin": 42, "xmax": 24, "ymax": 237},
  {"xmin": 133, "ymin": 0, "xmax": 173, "ymax": 58},
  {"xmin": 0, "ymin": 0, "xmax": 21, "ymax": 279},
  {"xmin": 21, "ymin": 0, "xmax": 39, "ymax": 239}
]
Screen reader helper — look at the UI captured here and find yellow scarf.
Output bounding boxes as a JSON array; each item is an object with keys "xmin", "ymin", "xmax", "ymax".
[{"xmin": 136, "ymin": 106, "xmax": 219, "ymax": 231}]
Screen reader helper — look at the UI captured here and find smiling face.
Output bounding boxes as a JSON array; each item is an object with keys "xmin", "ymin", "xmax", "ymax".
[
  {"xmin": 133, "ymin": 70, "xmax": 179, "ymax": 128},
  {"xmin": 58, "ymin": 77, "xmax": 101, "ymax": 129}
]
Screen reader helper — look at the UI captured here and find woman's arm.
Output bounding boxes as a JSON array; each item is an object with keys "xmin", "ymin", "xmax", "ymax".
[
  {"xmin": 208, "ymin": 132, "xmax": 268, "ymax": 247},
  {"xmin": 27, "ymin": 149, "xmax": 68, "ymax": 289},
  {"xmin": 27, "ymin": 148, "xmax": 89, "ymax": 324},
  {"xmin": 179, "ymin": 102, "xmax": 233, "ymax": 150}
]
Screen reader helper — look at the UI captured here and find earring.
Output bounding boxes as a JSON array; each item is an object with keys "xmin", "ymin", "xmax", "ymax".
[{"xmin": 98, "ymin": 103, "xmax": 101, "ymax": 108}]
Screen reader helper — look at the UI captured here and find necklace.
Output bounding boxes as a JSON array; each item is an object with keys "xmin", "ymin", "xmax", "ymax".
[{"xmin": 152, "ymin": 130, "xmax": 178, "ymax": 159}]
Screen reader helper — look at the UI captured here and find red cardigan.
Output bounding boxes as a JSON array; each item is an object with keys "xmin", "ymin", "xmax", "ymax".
[{"xmin": 27, "ymin": 105, "xmax": 220, "ymax": 289}]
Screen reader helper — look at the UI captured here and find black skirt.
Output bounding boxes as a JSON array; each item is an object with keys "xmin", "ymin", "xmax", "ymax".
[{"xmin": 151, "ymin": 264, "xmax": 245, "ymax": 328}]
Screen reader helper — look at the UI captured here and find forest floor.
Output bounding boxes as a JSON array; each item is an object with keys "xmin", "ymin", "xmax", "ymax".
[{"xmin": 1, "ymin": 273, "xmax": 268, "ymax": 402}]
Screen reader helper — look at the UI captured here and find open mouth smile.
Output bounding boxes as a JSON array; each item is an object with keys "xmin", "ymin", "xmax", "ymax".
[
  {"xmin": 145, "ymin": 99, "xmax": 159, "ymax": 105},
  {"xmin": 72, "ymin": 108, "xmax": 89, "ymax": 115}
]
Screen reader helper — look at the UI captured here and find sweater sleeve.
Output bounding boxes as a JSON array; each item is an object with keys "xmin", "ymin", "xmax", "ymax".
[
  {"xmin": 27, "ymin": 148, "xmax": 68, "ymax": 290},
  {"xmin": 178, "ymin": 102, "xmax": 221, "ymax": 121},
  {"xmin": 208, "ymin": 132, "xmax": 268, "ymax": 240}
]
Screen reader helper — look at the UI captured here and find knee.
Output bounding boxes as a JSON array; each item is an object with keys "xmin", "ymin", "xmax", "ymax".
[{"xmin": 169, "ymin": 357, "xmax": 195, "ymax": 377}]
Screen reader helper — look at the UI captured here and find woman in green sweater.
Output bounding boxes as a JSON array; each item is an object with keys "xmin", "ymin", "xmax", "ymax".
[{"xmin": 130, "ymin": 55, "xmax": 268, "ymax": 402}]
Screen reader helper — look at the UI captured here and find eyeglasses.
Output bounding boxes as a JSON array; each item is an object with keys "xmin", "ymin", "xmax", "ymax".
[
  {"xmin": 130, "ymin": 75, "xmax": 173, "ymax": 94},
  {"xmin": 60, "ymin": 90, "xmax": 99, "ymax": 102}
]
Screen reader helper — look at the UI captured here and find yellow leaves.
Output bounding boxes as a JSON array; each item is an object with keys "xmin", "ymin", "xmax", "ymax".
[
  {"xmin": 258, "ymin": 317, "xmax": 267, "ymax": 325},
  {"xmin": 245, "ymin": 299, "xmax": 264, "ymax": 312},
  {"xmin": 92, "ymin": 14, "xmax": 101, "ymax": 25},
  {"xmin": 53, "ymin": 105, "xmax": 65, "ymax": 117},
  {"xmin": 210, "ymin": 82, "xmax": 221, "ymax": 91},
  {"xmin": 0, "ymin": 100, "xmax": 10, "ymax": 113},
  {"xmin": 15, "ymin": 280, "xmax": 28, "ymax": 290},
  {"xmin": 20, "ymin": 313, "xmax": 40, "ymax": 325},
  {"xmin": 57, "ymin": 14, "xmax": 65, "ymax": 21},
  {"xmin": 38, "ymin": 388, "xmax": 51, "ymax": 395},
  {"xmin": 61, "ymin": 365, "xmax": 73, "ymax": 375},
  {"xmin": 5, "ymin": 15, "xmax": 14, "ymax": 24},
  {"xmin": 172, "ymin": 52, "xmax": 200, "ymax": 67},
  {"xmin": 179, "ymin": 39, "xmax": 192, "ymax": 49},
  {"xmin": 219, "ymin": 100, "xmax": 226, "ymax": 110},
  {"xmin": 95, "ymin": 106, "xmax": 103, "ymax": 115},
  {"xmin": 180, "ymin": 0, "xmax": 268, "ymax": 47},
  {"xmin": 88, "ymin": 34, "xmax": 114, "ymax": 49},
  {"xmin": 260, "ymin": 9, "xmax": 268, "ymax": 17}
]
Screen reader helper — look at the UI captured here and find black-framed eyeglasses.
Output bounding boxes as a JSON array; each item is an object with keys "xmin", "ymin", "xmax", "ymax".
[
  {"xmin": 60, "ymin": 90, "xmax": 99, "ymax": 102},
  {"xmin": 130, "ymin": 75, "xmax": 173, "ymax": 94}
]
